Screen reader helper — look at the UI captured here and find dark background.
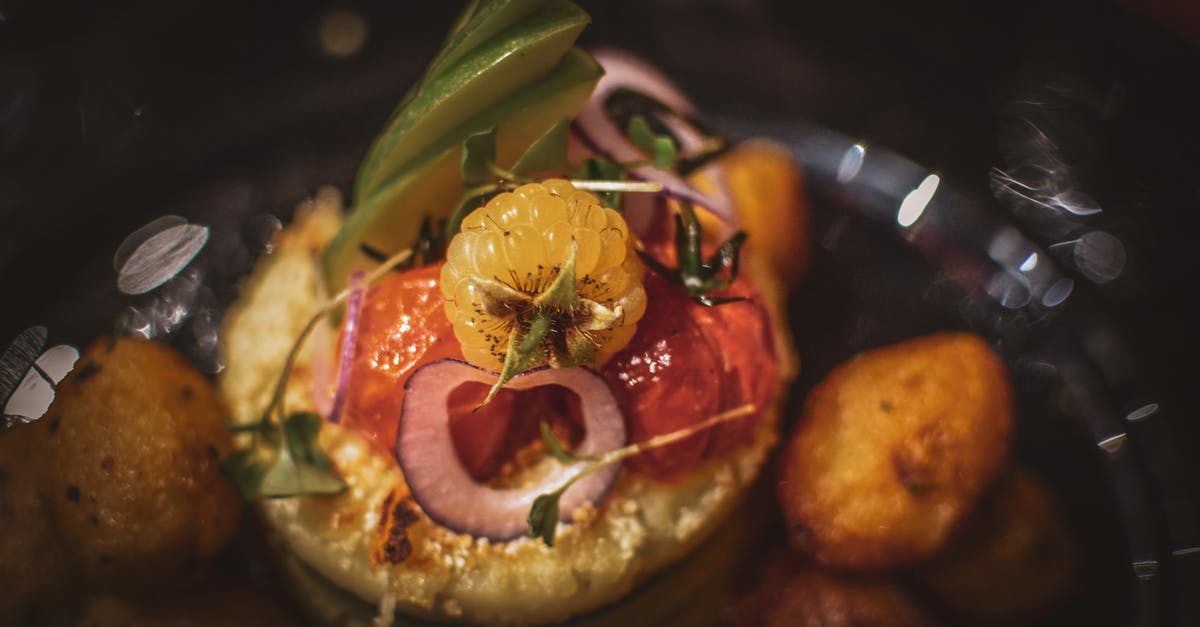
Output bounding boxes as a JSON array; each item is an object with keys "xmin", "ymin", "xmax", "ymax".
[{"xmin": 2, "ymin": 0, "xmax": 1198, "ymax": 624}]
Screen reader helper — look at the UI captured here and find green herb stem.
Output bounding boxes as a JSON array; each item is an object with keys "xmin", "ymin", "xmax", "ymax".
[
  {"xmin": 528, "ymin": 403, "xmax": 757, "ymax": 545},
  {"xmin": 268, "ymin": 246, "xmax": 415, "ymax": 424}
]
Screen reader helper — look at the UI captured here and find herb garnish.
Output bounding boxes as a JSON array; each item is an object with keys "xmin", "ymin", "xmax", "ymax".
[
  {"xmin": 639, "ymin": 201, "xmax": 749, "ymax": 307},
  {"xmin": 526, "ymin": 403, "xmax": 756, "ymax": 546},
  {"xmin": 444, "ymin": 119, "xmax": 663, "ymax": 240},
  {"xmin": 221, "ymin": 246, "xmax": 416, "ymax": 500}
]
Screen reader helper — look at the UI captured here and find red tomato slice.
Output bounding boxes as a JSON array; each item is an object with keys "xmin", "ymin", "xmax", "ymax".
[
  {"xmin": 345, "ymin": 264, "xmax": 582, "ymax": 482},
  {"xmin": 344, "ymin": 264, "xmax": 461, "ymax": 453},
  {"xmin": 693, "ymin": 282, "xmax": 779, "ymax": 457},
  {"xmin": 602, "ymin": 272, "xmax": 722, "ymax": 482}
]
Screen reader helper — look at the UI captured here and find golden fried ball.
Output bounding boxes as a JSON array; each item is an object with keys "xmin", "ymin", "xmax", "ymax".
[
  {"xmin": 0, "ymin": 422, "xmax": 81, "ymax": 625},
  {"xmin": 917, "ymin": 469, "xmax": 1078, "ymax": 625},
  {"xmin": 779, "ymin": 332, "xmax": 1013, "ymax": 570},
  {"xmin": 33, "ymin": 337, "xmax": 241, "ymax": 585},
  {"xmin": 729, "ymin": 554, "xmax": 937, "ymax": 627}
]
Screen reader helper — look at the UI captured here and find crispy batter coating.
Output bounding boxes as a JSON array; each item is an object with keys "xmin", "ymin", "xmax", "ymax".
[
  {"xmin": 0, "ymin": 423, "xmax": 81, "ymax": 625},
  {"xmin": 33, "ymin": 337, "xmax": 240, "ymax": 585},
  {"xmin": 917, "ymin": 469, "xmax": 1077, "ymax": 625},
  {"xmin": 729, "ymin": 553, "xmax": 937, "ymax": 627},
  {"xmin": 779, "ymin": 332, "xmax": 1013, "ymax": 570}
]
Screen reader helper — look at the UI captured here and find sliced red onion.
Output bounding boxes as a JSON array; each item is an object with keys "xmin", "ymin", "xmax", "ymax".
[
  {"xmin": 574, "ymin": 48, "xmax": 736, "ymax": 232},
  {"xmin": 326, "ymin": 271, "xmax": 365, "ymax": 424},
  {"xmin": 397, "ymin": 359, "xmax": 627, "ymax": 541},
  {"xmin": 308, "ymin": 269, "xmax": 335, "ymax": 418}
]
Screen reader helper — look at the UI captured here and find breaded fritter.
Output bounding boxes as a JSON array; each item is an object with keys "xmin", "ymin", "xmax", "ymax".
[
  {"xmin": 917, "ymin": 468, "xmax": 1077, "ymax": 624},
  {"xmin": 33, "ymin": 337, "xmax": 241, "ymax": 585},
  {"xmin": 779, "ymin": 332, "xmax": 1013, "ymax": 570},
  {"xmin": 729, "ymin": 553, "xmax": 937, "ymax": 627}
]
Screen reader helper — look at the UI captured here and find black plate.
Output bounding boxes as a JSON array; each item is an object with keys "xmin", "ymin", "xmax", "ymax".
[{"xmin": 2, "ymin": 1, "xmax": 1198, "ymax": 625}]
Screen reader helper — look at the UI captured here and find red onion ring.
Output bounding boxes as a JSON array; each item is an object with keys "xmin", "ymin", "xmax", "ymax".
[
  {"xmin": 396, "ymin": 359, "xmax": 627, "ymax": 541},
  {"xmin": 574, "ymin": 48, "xmax": 736, "ymax": 232},
  {"xmin": 326, "ymin": 271, "xmax": 365, "ymax": 424},
  {"xmin": 309, "ymin": 265, "xmax": 335, "ymax": 418}
]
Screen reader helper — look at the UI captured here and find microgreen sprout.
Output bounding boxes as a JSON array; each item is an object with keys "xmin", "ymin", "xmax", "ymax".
[
  {"xmin": 221, "ymin": 246, "xmax": 416, "ymax": 499},
  {"xmin": 527, "ymin": 403, "xmax": 757, "ymax": 546},
  {"xmin": 639, "ymin": 202, "xmax": 749, "ymax": 307}
]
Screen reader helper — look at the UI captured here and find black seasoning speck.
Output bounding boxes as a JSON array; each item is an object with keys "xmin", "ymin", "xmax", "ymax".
[
  {"xmin": 65, "ymin": 486, "xmax": 80, "ymax": 503},
  {"xmin": 48, "ymin": 416, "xmax": 61, "ymax": 435},
  {"xmin": 98, "ymin": 553, "xmax": 112, "ymax": 565},
  {"xmin": 104, "ymin": 335, "xmax": 117, "ymax": 353},
  {"xmin": 100, "ymin": 457, "xmax": 114, "ymax": 473},
  {"xmin": 89, "ymin": 514, "xmax": 99, "ymax": 526},
  {"xmin": 73, "ymin": 362, "xmax": 101, "ymax": 384},
  {"xmin": 205, "ymin": 445, "xmax": 219, "ymax": 459},
  {"xmin": 180, "ymin": 385, "xmax": 194, "ymax": 400},
  {"xmin": 880, "ymin": 400, "xmax": 894, "ymax": 413}
]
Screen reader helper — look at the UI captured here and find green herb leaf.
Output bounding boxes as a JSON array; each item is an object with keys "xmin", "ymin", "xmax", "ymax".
[
  {"xmin": 541, "ymin": 421, "xmax": 575, "ymax": 463},
  {"xmin": 527, "ymin": 490, "xmax": 563, "ymax": 546},
  {"xmin": 640, "ymin": 202, "xmax": 749, "ymax": 307},
  {"xmin": 281, "ymin": 412, "xmax": 334, "ymax": 469},
  {"xmin": 258, "ymin": 412, "xmax": 346, "ymax": 499},
  {"xmin": 219, "ymin": 449, "xmax": 269, "ymax": 500},
  {"xmin": 524, "ymin": 403, "xmax": 758, "ymax": 549},
  {"xmin": 511, "ymin": 117, "xmax": 572, "ymax": 176},
  {"xmin": 627, "ymin": 114, "xmax": 677, "ymax": 170},
  {"xmin": 461, "ymin": 127, "xmax": 499, "ymax": 185}
]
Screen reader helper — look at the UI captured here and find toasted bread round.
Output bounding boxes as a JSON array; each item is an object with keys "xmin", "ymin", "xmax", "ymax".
[
  {"xmin": 779, "ymin": 333, "xmax": 1013, "ymax": 571},
  {"xmin": 219, "ymin": 189, "xmax": 796, "ymax": 625}
]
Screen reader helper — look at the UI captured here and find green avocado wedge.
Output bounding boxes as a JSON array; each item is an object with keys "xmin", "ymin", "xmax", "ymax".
[
  {"xmin": 425, "ymin": 0, "xmax": 553, "ymax": 82},
  {"xmin": 353, "ymin": 0, "xmax": 589, "ymax": 206},
  {"xmin": 322, "ymin": 48, "xmax": 603, "ymax": 294},
  {"xmin": 375, "ymin": 0, "xmax": 553, "ymax": 138}
]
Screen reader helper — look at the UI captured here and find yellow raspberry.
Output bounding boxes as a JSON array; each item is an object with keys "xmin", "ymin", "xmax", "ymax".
[{"xmin": 440, "ymin": 179, "xmax": 646, "ymax": 373}]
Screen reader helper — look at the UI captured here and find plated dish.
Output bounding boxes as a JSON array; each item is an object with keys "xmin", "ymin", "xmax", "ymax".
[{"xmin": 1, "ymin": 1, "xmax": 1187, "ymax": 625}]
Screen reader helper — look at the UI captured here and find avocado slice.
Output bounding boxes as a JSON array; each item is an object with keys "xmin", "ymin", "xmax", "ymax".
[
  {"xmin": 354, "ymin": 0, "xmax": 589, "ymax": 206},
  {"xmin": 426, "ymin": 0, "xmax": 553, "ymax": 81},
  {"xmin": 323, "ymin": 48, "xmax": 602, "ymax": 293},
  {"xmin": 383, "ymin": 0, "xmax": 552, "ymax": 126}
]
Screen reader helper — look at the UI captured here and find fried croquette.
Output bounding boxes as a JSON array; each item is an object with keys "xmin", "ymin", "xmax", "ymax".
[
  {"xmin": 729, "ymin": 553, "xmax": 937, "ymax": 627},
  {"xmin": 33, "ymin": 337, "xmax": 241, "ymax": 585},
  {"xmin": 0, "ymin": 422, "xmax": 81, "ymax": 625},
  {"xmin": 779, "ymin": 332, "xmax": 1013, "ymax": 570},
  {"xmin": 917, "ymin": 468, "xmax": 1077, "ymax": 625}
]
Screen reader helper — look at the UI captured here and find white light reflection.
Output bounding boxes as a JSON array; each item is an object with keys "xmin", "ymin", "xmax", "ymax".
[
  {"xmin": 4, "ymin": 345, "xmax": 79, "ymax": 421},
  {"xmin": 897, "ymin": 174, "xmax": 940, "ymax": 228},
  {"xmin": 1019, "ymin": 252, "xmax": 1038, "ymax": 272},
  {"xmin": 836, "ymin": 143, "xmax": 866, "ymax": 183},
  {"xmin": 1126, "ymin": 403, "xmax": 1159, "ymax": 423},
  {"xmin": 1041, "ymin": 277, "xmax": 1074, "ymax": 307},
  {"xmin": 1097, "ymin": 433, "xmax": 1127, "ymax": 456}
]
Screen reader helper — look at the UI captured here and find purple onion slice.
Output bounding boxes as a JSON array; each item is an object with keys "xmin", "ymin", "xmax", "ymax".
[
  {"xmin": 326, "ymin": 271, "xmax": 365, "ymax": 424},
  {"xmin": 396, "ymin": 359, "xmax": 627, "ymax": 541},
  {"xmin": 574, "ymin": 48, "xmax": 736, "ymax": 232}
]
